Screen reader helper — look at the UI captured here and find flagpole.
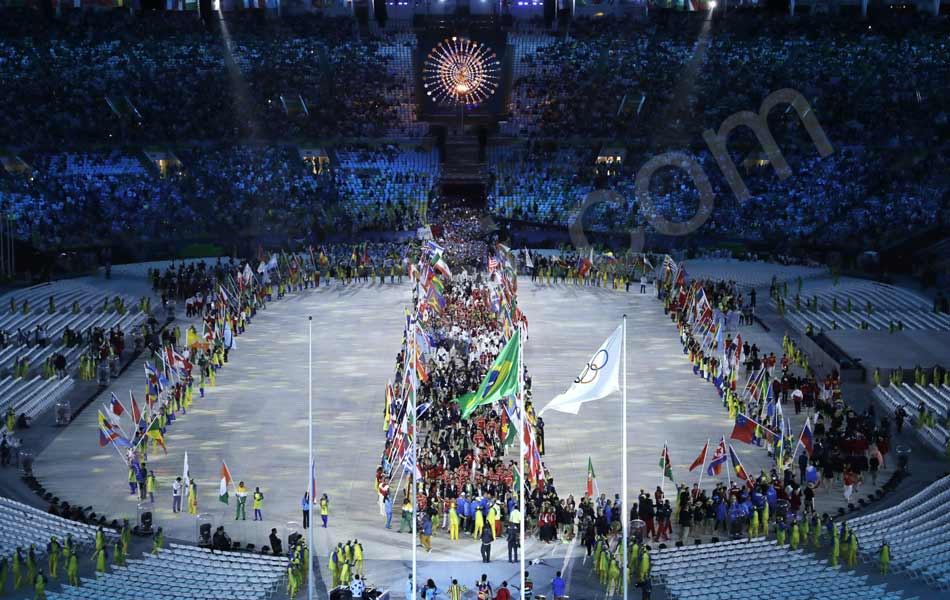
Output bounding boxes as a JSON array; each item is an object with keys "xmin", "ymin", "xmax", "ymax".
[
  {"xmin": 697, "ymin": 439, "xmax": 708, "ymax": 489},
  {"xmin": 724, "ymin": 438, "xmax": 732, "ymax": 488},
  {"xmin": 307, "ymin": 315, "xmax": 314, "ymax": 600},
  {"xmin": 104, "ymin": 403, "xmax": 131, "ymax": 441},
  {"xmin": 98, "ymin": 424, "xmax": 130, "ymax": 464},
  {"xmin": 621, "ymin": 315, "xmax": 628, "ymax": 600},
  {"xmin": 518, "ymin": 324, "xmax": 526, "ymax": 600},
  {"xmin": 410, "ymin": 318, "xmax": 417, "ymax": 600},
  {"xmin": 660, "ymin": 440, "xmax": 666, "ymax": 496}
]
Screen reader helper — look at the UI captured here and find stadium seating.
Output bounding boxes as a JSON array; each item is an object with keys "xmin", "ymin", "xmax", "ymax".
[
  {"xmin": 377, "ymin": 32, "xmax": 426, "ymax": 138},
  {"xmin": 333, "ymin": 146, "xmax": 438, "ymax": 230},
  {"xmin": 0, "ymin": 376, "xmax": 74, "ymax": 422},
  {"xmin": 0, "ymin": 282, "xmax": 145, "ymax": 420},
  {"xmin": 849, "ymin": 475, "xmax": 950, "ymax": 590},
  {"xmin": 680, "ymin": 258, "xmax": 827, "ymax": 289},
  {"xmin": 45, "ymin": 543, "xmax": 286, "ymax": 600},
  {"xmin": 488, "ymin": 145, "xmax": 595, "ymax": 226},
  {"xmin": 652, "ymin": 538, "xmax": 909, "ymax": 600},
  {"xmin": 776, "ymin": 281, "xmax": 950, "ymax": 333},
  {"xmin": 872, "ymin": 384, "xmax": 950, "ymax": 453},
  {"xmin": 0, "ymin": 496, "xmax": 111, "ymax": 561}
]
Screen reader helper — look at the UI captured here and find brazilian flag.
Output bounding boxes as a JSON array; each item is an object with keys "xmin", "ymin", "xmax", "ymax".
[{"xmin": 456, "ymin": 331, "xmax": 521, "ymax": 419}]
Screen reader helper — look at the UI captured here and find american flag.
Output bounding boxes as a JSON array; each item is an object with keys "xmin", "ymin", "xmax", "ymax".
[{"xmin": 488, "ymin": 257, "xmax": 499, "ymax": 274}]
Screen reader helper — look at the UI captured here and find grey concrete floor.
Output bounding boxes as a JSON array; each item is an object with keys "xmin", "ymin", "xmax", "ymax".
[{"xmin": 26, "ymin": 275, "xmax": 937, "ymax": 599}]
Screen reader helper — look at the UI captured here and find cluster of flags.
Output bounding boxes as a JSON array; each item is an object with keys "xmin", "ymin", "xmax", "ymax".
[
  {"xmin": 665, "ymin": 254, "xmax": 818, "ymax": 482},
  {"xmin": 410, "ymin": 241, "xmax": 452, "ymax": 315},
  {"xmin": 487, "ymin": 243, "xmax": 522, "ymax": 339},
  {"xmin": 384, "ymin": 240, "xmax": 454, "ymax": 484},
  {"xmin": 97, "ymin": 389, "xmax": 165, "ymax": 454}
]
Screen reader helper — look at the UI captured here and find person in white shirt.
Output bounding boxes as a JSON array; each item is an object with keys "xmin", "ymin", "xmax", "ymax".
[
  {"xmin": 172, "ymin": 477, "xmax": 183, "ymax": 513},
  {"xmin": 350, "ymin": 574, "xmax": 365, "ymax": 598}
]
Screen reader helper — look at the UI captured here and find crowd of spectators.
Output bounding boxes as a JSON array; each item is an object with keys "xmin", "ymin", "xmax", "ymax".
[
  {"xmin": 1, "ymin": 12, "xmax": 948, "ymax": 253},
  {"xmin": 0, "ymin": 144, "xmax": 440, "ymax": 249},
  {"xmin": 0, "ymin": 12, "xmax": 421, "ymax": 146}
]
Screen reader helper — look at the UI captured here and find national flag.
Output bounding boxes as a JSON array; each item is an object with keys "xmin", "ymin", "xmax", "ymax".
[
  {"xmin": 145, "ymin": 417, "xmax": 167, "ymax": 454},
  {"xmin": 109, "ymin": 392, "xmax": 125, "ymax": 418},
  {"xmin": 689, "ymin": 440, "xmax": 708, "ymax": 472},
  {"xmin": 430, "ymin": 253, "xmax": 453, "ymax": 279},
  {"xmin": 540, "ymin": 325, "xmax": 622, "ymax": 415},
  {"xmin": 577, "ymin": 255, "xmax": 592, "ymax": 278},
  {"xmin": 111, "ymin": 434, "xmax": 133, "ymax": 449},
  {"xmin": 414, "ymin": 349, "xmax": 429, "ymax": 384},
  {"xmin": 524, "ymin": 250, "xmax": 534, "ymax": 270},
  {"xmin": 799, "ymin": 419, "xmax": 814, "ymax": 458},
  {"xmin": 456, "ymin": 331, "xmax": 520, "ymax": 419},
  {"xmin": 586, "ymin": 457, "xmax": 599, "ymax": 498},
  {"xmin": 706, "ymin": 437, "xmax": 728, "ymax": 476},
  {"xmin": 730, "ymin": 413, "xmax": 758, "ymax": 445},
  {"xmin": 383, "ymin": 382, "xmax": 393, "ymax": 432},
  {"xmin": 219, "ymin": 462, "xmax": 233, "ymax": 504},
  {"xmin": 488, "ymin": 257, "xmax": 500, "ymax": 275},
  {"xmin": 97, "ymin": 411, "xmax": 118, "ymax": 446},
  {"xmin": 422, "ymin": 240, "xmax": 444, "ymax": 257},
  {"xmin": 309, "ymin": 458, "xmax": 317, "ymax": 500},
  {"xmin": 219, "ymin": 285, "xmax": 230, "ymax": 306},
  {"xmin": 416, "ymin": 401, "xmax": 432, "ymax": 419},
  {"xmin": 401, "ymin": 442, "xmax": 423, "ymax": 481},
  {"xmin": 426, "ymin": 274, "xmax": 445, "ymax": 297},
  {"xmin": 425, "ymin": 287, "xmax": 446, "ymax": 312},
  {"xmin": 728, "ymin": 444, "xmax": 750, "ymax": 483},
  {"xmin": 660, "ymin": 444, "xmax": 674, "ymax": 482},
  {"xmin": 130, "ymin": 391, "xmax": 142, "ymax": 424},
  {"xmin": 183, "ymin": 452, "xmax": 191, "ymax": 498},
  {"xmin": 102, "ymin": 402, "xmax": 122, "ymax": 430}
]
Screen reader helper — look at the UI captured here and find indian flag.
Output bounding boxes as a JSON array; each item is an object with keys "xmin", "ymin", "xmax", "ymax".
[{"xmin": 219, "ymin": 462, "xmax": 233, "ymax": 504}]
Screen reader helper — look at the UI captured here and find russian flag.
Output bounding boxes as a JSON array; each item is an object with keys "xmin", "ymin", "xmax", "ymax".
[
  {"xmin": 800, "ymin": 421, "xmax": 814, "ymax": 457},
  {"xmin": 730, "ymin": 413, "xmax": 757, "ymax": 445}
]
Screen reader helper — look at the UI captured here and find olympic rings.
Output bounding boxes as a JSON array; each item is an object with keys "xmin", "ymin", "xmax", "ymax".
[{"xmin": 575, "ymin": 349, "xmax": 609, "ymax": 385}]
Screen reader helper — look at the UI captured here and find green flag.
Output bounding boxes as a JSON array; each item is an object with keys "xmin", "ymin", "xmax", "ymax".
[
  {"xmin": 660, "ymin": 445, "xmax": 674, "ymax": 482},
  {"xmin": 456, "ymin": 332, "xmax": 520, "ymax": 419}
]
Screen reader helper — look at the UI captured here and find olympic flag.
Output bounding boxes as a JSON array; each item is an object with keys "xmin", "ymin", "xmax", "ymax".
[{"xmin": 540, "ymin": 325, "xmax": 622, "ymax": 415}]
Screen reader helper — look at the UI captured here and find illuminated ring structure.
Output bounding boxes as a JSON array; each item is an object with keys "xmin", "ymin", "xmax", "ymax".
[{"xmin": 423, "ymin": 36, "xmax": 501, "ymax": 106}]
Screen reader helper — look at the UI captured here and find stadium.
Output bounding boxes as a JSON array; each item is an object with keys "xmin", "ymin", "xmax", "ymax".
[{"xmin": 0, "ymin": 1, "xmax": 949, "ymax": 600}]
